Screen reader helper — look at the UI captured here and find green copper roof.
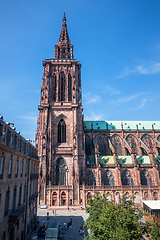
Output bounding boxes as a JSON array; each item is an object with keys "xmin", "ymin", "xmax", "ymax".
[
  {"xmin": 100, "ymin": 156, "xmax": 114, "ymax": 165},
  {"xmin": 137, "ymin": 156, "xmax": 150, "ymax": 164},
  {"xmin": 84, "ymin": 121, "xmax": 160, "ymax": 130},
  {"xmin": 118, "ymin": 156, "xmax": 132, "ymax": 165},
  {"xmin": 155, "ymin": 156, "xmax": 160, "ymax": 164}
]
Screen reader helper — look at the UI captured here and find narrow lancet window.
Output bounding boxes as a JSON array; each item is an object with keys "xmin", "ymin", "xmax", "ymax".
[
  {"xmin": 58, "ymin": 72, "xmax": 65, "ymax": 101},
  {"xmin": 68, "ymin": 74, "xmax": 72, "ymax": 101},
  {"xmin": 53, "ymin": 74, "xmax": 57, "ymax": 101},
  {"xmin": 58, "ymin": 119, "xmax": 66, "ymax": 143}
]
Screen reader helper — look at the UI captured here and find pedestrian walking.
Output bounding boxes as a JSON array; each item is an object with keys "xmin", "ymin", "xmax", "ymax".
[
  {"xmin": 63, "ymin": 221, "xmax": 66, "ymax": 230},
  {"xmin": 67, "ymin": 221, "xmax": 70, "ymax": 230}
]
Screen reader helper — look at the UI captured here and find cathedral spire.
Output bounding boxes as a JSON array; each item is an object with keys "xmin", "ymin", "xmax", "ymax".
[
  {"xmin": 54, "ymin": 13, "xmax": 74, "ymax": 59},
  {"xmin": 63, "ymin": 11, "xmax": 66, "ymax": 24}
]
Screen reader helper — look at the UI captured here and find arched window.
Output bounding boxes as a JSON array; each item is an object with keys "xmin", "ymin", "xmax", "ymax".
[
  {"xmin": 53, "ymin": 74, "xmax": 57, "ymax": 101},
  {"xmin": 141, "ymin": 134, "xmax": 152, "ymax": 149},
  {"xmin": 56, "ymin": 158, "xmax": 67, "ymax": 185},
  {"xmin": 153, "ymin": 192, "xmax": 158, "ymax": 200},
  {"xmin": 58, "ymin": 72, "xmax": 65, "ymax": 101},
  {"xmin": 126, "ymin": 134, "xmax": 137, "ymax": 154},
  {"xmin": 61, "ymin": 191, "xmax": 66, "ymax": 205},
  {"xmin": 62, "ymin": 48, "xmax": 65, "ymax": 58},
  {"xmin": 141, "ymin": 147, "xmax": 148, "ymax": 156},
  {"xmin": 106, "ymin": 192, "xmax": 111, "ymax": 201},
  {"xmin": 102, "ymin": 170, "xmax": 115, "ymax": 186},
  {"xmin": 85, "ymin": 135, "xmax": 92, "ymax": 156},
  {"xmin": 58, "ymin": 119, "xmax": 66, "ymax": 143},
  {"xmin": 134, "ymin": 192, "xmax": 140, "ymax": 203},
  {"xmin": 157, "ymin": 135, "xmax": 160, "ymax": 143},
  {"xmin": 68, "ymin": 74, "xmax": 72, "ymax": 101},
  {"xmin": 111, "ymin": 135, "xmax": 122, "ymax": 156},
  {"xmin": 143, "ymin": 192, "xmax": 148, "ymax": 200},
  {"xmin": 87, "ymin": 192, "xmax": 92, "ymax": 200},
  {"xmin": 52, "ymin": 192, "xmax": 57, "ymax": 206},
  {"xmin": 125, "ymin": 147, "xmax": 131, "ymax": 156},
  {"xmin": 140, "ymin": 170, "xmax": 152, "ymax": 186},
  {"xmin": 121, "ymin": 170, "xmax": 134, "ymax": 186},
  {"xmin": 87, "ymin": 170, "xmax": 96, "ymax": 186},
  {"xmin": 96, "ymin": 136, "xmax": 107, "ymax": 156},
  {"xmin": 115, "ymin": 192, "xmax": 120, "ymax": 204}
]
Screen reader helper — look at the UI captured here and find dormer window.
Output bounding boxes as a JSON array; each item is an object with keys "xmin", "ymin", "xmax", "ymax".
[{"xmin": 2, "ymin": 126, "xmax": 6, "ymax": 142}]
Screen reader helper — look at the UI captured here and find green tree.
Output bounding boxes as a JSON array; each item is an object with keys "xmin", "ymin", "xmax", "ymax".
[
  {"xmin": 146, "ymin": 220, "xmax": 160, "ymax": 240},
  {"xmin": 85, "ymin": 192, "xmax": 160, "ymax": 240}
]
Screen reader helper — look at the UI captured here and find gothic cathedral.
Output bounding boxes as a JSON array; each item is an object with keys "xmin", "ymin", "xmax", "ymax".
[{"xmin": 36, "ymin": 13, "xmax": 160, "ymax": 207}]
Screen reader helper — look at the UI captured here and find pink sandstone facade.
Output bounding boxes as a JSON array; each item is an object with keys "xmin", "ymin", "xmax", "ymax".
[{"xmin": 36, "ymin": 13, "xmax": 160, "ymax": 208}]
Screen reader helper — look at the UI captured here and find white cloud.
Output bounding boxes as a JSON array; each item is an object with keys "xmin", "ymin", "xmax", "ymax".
[
  {"xmin": 115, "ymin": 93, "xmax": 146, "ymax": 103},
  {"xmin": 18, "ymin": 115, "xmax": 37, "ymax": 125},
  {"xmin": 118, "ymin": 62, "xmax": 160, "ymax": 78},
  {"xmin": 137, "ymin": 98, "xmax": 147, "ymax": 109},
  {"xmin": 83, "ymin": 93, "xmax": 101, "ymax": 104},
  {"xmin": 106, "ymin": 86, "xmax": 121, "ymax": 95},
  {"xmin": 85, "ymin": 111, "xmax": 103, "ymax": 121}
]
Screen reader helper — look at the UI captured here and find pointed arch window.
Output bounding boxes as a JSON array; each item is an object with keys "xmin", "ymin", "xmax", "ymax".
[
  {"xmin": 126, "ymin": 134, "xmax": 138, "ymax": 155},
  {"xmin": 102, "ymin": 170, "xmax": 115, "ymax": 186},
  {"xmin": 97, "ymin": 136, "xmax": 107, "ymax": 156},
  {"xmin": 140, "ymin": 170, "xmax": 152, "ymax": 186},
  {"xmin": 125, "ymin": 147, "xmax": 131, "ymax": 156},
  {"xmin": 87, "ymin": 170, "xmax": 96, "ymax": 186},
  {"xmin": 68, "ymin": 74, "xmax": 72, "ymax": 101},
  {"xmin": 141, "ymin": 134, "xmax": 152, "ymax": 149},
  {"xmin": 141, "ymin": 147, "xmax": 148, "ymax": 156},
  {"xmin": 52, "ymin": 74, "xmax": 57, "ymax": 101},
  {"xmin": 56, "ymin": 158, "xmax": 68, "ymax": 185},
  {"xmin": 58, "ymin": 72, "xmax": 65, "ymax": 101},
  {"xmin": 111, "ymin": 135, "xmax": 122, "ymax": 156},
  {"xmin": 58, "ymin": 119, "xmax": 66, "ymax": 143},
  {"xmin": 121, "ymin": 170, "xmax": 134, "ymax": 186},
  {"xmin": 85, "ymin": 135, "xmax": 92, "ymax": 156}
]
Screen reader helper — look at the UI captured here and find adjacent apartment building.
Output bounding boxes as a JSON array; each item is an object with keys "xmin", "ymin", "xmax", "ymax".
[{"xmin": 0, "ymin": 116, "xmax": 39, "ymax": 240}]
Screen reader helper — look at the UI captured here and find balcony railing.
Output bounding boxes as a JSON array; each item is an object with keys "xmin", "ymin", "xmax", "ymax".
[
  {"xmin": 84, "ymin": 185, "xmax": 159, "ymax": 191},
  {"xmin": 9, "ymin": 204, "xmax": 25, "ymax": 219}
]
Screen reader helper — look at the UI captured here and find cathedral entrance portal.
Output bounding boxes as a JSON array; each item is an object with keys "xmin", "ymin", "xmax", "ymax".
[
  {"xmin": 61, "ymin": 191, "xmax": 66, "ymax": 205},
  {"xmin": 52, "ymin": 192, "xmax": 57, "ymax": 206}
]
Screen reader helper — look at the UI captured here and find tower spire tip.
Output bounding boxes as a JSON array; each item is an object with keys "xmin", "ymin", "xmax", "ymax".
[{"xmin": 63, "ymin": 11, "xmax": 66, "ymax": 24}]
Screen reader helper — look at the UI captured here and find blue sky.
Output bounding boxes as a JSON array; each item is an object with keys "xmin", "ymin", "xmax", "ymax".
[{"xmin": 0, "ymin": 0, "xmax": 160, "ymax": 142}]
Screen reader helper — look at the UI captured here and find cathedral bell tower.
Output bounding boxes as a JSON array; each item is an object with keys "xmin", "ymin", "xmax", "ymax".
[{"xmin": 36, "ymin": 13, "xmax": 85, "ymax": 206}]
